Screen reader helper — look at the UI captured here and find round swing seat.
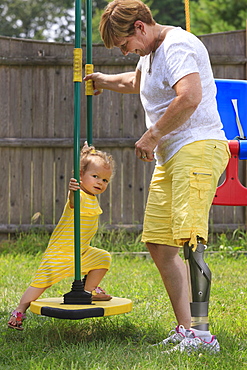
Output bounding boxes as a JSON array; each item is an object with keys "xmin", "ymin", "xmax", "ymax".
[{"xmin": 30, "ymin": 297, "xmax": 132, "ymax": 320}]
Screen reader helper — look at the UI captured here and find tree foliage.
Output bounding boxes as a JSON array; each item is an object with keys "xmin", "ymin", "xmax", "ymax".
[
  {"xmin": 0, "ymin": 0, "xmax": 246, "ymax": 42},
  {"xmin": 150, "ymin": 0, "xmax": 186, "ymax": 29},
  {"xmin": 91, "ymin": 0, "xmax": 108, "ymax": 43},
  {"xmin": 190, "ymin": 0, "xmax": 247, "ymax": 35},
  {"xmin": 0, "ymin": 0, "xmax": 75, "ymax": 42}
]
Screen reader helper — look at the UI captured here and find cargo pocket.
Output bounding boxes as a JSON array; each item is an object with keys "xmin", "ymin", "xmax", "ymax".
[{"xmin": 190, "ymin": 168, "xmax": 213, "ymax": 205}]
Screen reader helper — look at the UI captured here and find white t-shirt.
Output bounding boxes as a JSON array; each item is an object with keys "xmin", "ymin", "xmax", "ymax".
[{"xmin": 137, "ymin": 27, "xmax": 227, "ymax": 165}]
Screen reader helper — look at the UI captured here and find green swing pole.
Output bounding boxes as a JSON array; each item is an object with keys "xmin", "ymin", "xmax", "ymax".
[
  {"xmin": 73, "ymin": 0, "xmax": 82, "ymax": 283},
  {"xmin": 63, "ymin": 0, "xmax": 91, "ymax": 304},
  {"xmin": 85, "ymin": 0, "xmax": 94, "ymax": 146}
]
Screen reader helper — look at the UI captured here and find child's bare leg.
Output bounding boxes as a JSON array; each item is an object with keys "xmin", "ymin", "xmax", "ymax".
[
  {"xmin": 84, "ymin": 268, "xmax": 107, "ymax": 291},
  {"xmin": 84, "ymin": 269, "xmax": 112, "ymax": 301},
  {"xmin": 8, "ymin": 286, "xmax": 47, "ymax": 326}
]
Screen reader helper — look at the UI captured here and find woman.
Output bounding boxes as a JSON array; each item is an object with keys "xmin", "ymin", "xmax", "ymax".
[{"xmin": 84, "ymin": 0, "xmax": 230, "ymax": 353}]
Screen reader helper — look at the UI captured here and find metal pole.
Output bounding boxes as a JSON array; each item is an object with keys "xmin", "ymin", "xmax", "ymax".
[
  {"xmin": 85, "ymin": 0, "xmax": 93, "ymax": 146},
  {"xmin": 73, "ymin": 0, "xmax": 82, "ymax": 281},
  {"xmin": 63, "ymin": 0, "xmax": 92, "ymax": 304}
]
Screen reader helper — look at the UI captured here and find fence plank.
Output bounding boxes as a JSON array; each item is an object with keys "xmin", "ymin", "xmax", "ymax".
[
  {"xmin": 133, "ymin": 158, "xmax": 147, "ymax": 223},
  {"xmin": 9, "ymin": 148, "xmax": 22, "ymax": 224},
  {"xmin": 54, "ymin": 149, "xmax": 69, "ymax": 221},
  {"xmin": 9, "ymin": 68, "xmax": 22, "ymax": 137},
  {"xmin": 105, "ymin": 147, "xmax": 123, "ymax": 225},
  {"xmin": 0, "ymin": 67, "xmax": 10, "ymax": 137},
  {"xmin": 20, "ymin": 149, "xmax": 32, "ymax": 224},
  {"xmin": 42, "ymin": 148, "xmax": 55, "ymax": 224},
  {"xmin": 41, "ymin": 67, "xmax": 56, "ymax": 137},
  {"xmin": 20, "ymin": 68, "xmax": 33, "ymax": 137},
  {"xmin": 0, "ymin": 148, "xmax": 9, "ymax": 225}
]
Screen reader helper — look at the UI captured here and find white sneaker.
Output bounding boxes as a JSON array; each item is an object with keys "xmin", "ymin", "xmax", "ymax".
[
  {"xmin": 163, "ymin": 335, "xmax": 220, "ymax": 354},
  {"xmin": 152, "ymin": 325, "xmax": 195, "ymax": 347}
]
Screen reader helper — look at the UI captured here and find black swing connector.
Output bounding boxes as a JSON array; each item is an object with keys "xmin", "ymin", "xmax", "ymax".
[{"xmin": 63, "ymin": 279, "xmax": 92, "ymax": 305}]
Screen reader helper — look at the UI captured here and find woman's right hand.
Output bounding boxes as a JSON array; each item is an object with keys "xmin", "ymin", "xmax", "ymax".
[{"xmin": 83, "ymin": 72, "xmax": 104, "ymax": 95}]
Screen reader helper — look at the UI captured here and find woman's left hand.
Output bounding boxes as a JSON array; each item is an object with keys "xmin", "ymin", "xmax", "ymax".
[{"xmin": 135, "ymin": 129, "xmax": 157, "ymax": 161}]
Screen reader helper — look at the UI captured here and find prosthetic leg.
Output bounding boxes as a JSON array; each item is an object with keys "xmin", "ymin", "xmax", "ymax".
[{"xmin": 184, "ymin": 238, "xmax": 211, "ymax": 330}]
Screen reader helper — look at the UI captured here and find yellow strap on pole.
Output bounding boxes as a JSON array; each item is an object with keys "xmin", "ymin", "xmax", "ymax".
[
  {"xmin": 184, "ymin": 0, "xmax": 191, "ymax": 32},
  {"xmin": 85, "ymin": 64, "xmax": 94, "ymax": 95},
  {"xmin": 73, "ymin": 48, "xmax": 83, "ymax": 82},
  {"xmin": 85, "ymin": 63, "xmax": 103, "ymax": 95}
]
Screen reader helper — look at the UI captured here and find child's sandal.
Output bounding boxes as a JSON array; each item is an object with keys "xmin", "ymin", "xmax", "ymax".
[
  {"xmin": 8, "ymin": 310, "xmax": 26, "ymax": 331},
  {"xmin": 92, "ymin": 287, "xmax": 112, "ymax": 301}
]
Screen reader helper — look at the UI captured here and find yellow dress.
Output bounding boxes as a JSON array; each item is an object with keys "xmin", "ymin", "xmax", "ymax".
[{"xmin": 31, "ymin": 190, "xmax": 111, "ymax": 288}]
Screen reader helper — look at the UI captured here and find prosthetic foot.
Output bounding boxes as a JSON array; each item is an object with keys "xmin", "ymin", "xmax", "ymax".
[{"xmin": 184, "ymin": 238, "xmax": 211, "ymax": 330}]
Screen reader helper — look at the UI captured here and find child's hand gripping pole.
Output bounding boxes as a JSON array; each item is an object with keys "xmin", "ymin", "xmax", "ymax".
[{"xmin": 85, "ymin": 64, "xmax": 103, "ymax": 95}]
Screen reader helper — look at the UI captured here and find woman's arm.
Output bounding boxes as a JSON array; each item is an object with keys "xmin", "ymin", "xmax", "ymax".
[{"xmin": 83, "ymin": 68, "xmax": 141, "ymax": 94}]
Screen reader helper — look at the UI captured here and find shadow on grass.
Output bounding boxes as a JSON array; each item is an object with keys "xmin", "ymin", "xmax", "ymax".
[
  {"xmin": 1, "ymin": 311, "xmax": 247, "ymax": 370},
  {"xmin": 2, "ymin": 311, "xmax": 145, "ymax": 346}
]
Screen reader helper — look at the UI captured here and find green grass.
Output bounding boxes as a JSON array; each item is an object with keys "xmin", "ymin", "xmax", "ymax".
[
  {"xmin": 2, "ymin": 227, "xmax": 247, "ymax": 255},
  {"xmin": 0, "ymin": 232, "xmax": 247, "ymax": 369}
]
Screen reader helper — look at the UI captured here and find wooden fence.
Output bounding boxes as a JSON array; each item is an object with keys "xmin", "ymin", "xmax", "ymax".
[{"xmin": 0, "ymin": 29, "xmax": 246, "ymax": 240}]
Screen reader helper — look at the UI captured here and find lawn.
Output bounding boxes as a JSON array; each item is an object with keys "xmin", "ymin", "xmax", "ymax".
[{"xmin": 0, "ymin": 232, "xmax": 246, "ymax": 369}]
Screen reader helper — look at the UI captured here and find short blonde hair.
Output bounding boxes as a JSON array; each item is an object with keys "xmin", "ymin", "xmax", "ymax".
[
  {"xmin": 80, "ymin": 145, "xmax": 115, "ymax": 179},
  {"xmin": 99, "ymin": 0, "xmax": 155, "ymax": 49}
]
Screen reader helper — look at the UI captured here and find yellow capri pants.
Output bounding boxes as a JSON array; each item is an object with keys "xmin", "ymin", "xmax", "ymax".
[
  {"xmin": 30, "ymin": 246, "xmax": 111, "ymax": 288},
  {"xmin": 141, "ymin": 140, "xmax": 230, "ymax": 248}
]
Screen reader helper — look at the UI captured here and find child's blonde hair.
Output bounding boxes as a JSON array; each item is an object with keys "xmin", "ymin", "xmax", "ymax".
[{"xmin": 80, "ymin": 145, "xmax": 115, "ymax": 179}]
